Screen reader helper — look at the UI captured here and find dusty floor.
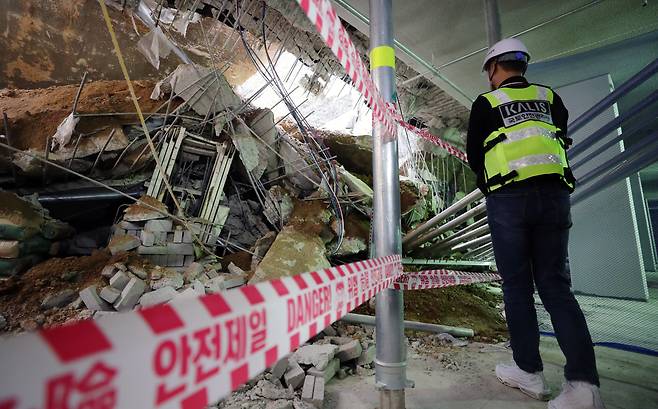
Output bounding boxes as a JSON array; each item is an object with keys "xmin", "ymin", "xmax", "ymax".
[{"xmin": 324, "ymin": 337, "xmax": 658, "ymax": 409}]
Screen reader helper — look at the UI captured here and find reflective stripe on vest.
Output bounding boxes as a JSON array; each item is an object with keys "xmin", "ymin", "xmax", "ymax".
[{"xmin": 481, "ymin": 84, "xmax": 572, "ymax": 192}]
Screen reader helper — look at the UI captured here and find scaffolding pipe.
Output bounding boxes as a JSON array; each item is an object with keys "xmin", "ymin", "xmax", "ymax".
[
  {"xmin": 370, "ymin": 1, "xmax": 407, "ymax": 406},
  {"xmin": 343, "ymin": 313, "xmax": 475, "ymax": 338},
  {"xmin": 463, "ymin": 242, "xmax": 493, "ymax": 258},
  {"xmin": 402, "ymin": 258, "xmax": 495, "ymax": 268},
  {"xmin": 403, "ymin": 190, "xmax": 483, "ymax": 246},
  {"xmin": 484, "ymin": 0, "xmax": 502, "ymax": 46},
  {"xmin": 572, "ymin": 129, "xmax": 658, "ymax": 205},
  {"xmin": 428, "ymin": 224, "xmax": 491, "ymax": 253},
  {"xmin": 404, "ymin": 202, "xmax": 487, "ymax": 250},
  {"xmin": 452, "ymin": 234, "xmax": 492, "ymax": 252},
  {"xmin": 575, "ymin": 129, "xmax": 658, "ymax": 187},
  {"xmin": 571, "ymin": 115, "xmax": 658, "ymax": 171},
  {"xmin": 568, "ymin": 58, "xmax": 658, "ymax": 135},
  {"xmin": 569, "ymin": 89, "xmax": 658, "ymax": 159}
]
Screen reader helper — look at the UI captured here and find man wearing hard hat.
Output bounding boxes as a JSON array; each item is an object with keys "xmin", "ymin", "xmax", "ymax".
[{"xmin": 466, "ymin": 38, "xmax": 605, "ymax": 409}]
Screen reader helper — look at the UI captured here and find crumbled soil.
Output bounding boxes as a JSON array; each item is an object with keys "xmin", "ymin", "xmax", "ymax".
[
  {"xmin": 222, "ymin": 250, "xmax": 253, "ymax": 273},
  {"xmin": 355, "ymin": 284, "xmax": 507, "ymax": 341},
  {"xmin": 0, "ymin": 80, "xmax": 172, "ymax": 151},
  {"xmin": 0, "ymin": 249, "xmax": 147, "ymax": 332},
  {"xmin": 288, "ymin": 199, "xmax": 331, "ymax": 237}
]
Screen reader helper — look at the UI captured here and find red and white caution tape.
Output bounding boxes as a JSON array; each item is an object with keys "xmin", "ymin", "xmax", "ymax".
[
  {"xmin": 0, "ymin": 256, "xmax": 401, "ymax": 409},
  {"xmin": 394, "ymin": 269, "xmax": 501, "ymax": 290},
  {"xmin": 295, "ymin": 0, "xmax": 468, "ymax": 162}
]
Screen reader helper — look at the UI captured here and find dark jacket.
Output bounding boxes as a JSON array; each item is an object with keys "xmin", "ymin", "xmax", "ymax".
[{"xmin": 466, "ymin": 76, "xmax": 570, "ymax": 194}]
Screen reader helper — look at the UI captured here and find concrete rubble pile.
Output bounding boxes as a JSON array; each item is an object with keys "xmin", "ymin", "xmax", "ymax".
[
  {"xmin": 213, "ymin": 322, "xmax": 378, "ymax": 409},
  {"xmin": 0, "ymin": 192, "xmax": 73, "ymax": 276}
]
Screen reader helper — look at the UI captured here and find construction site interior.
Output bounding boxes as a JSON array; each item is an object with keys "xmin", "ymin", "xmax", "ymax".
[{"xmin": 0, "ymin": 1, "xmax": 657, "ymax": 408}]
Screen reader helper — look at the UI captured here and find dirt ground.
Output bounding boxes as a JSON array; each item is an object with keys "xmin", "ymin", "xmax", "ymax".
[
  {"xmin": 0, "ymin": 249, "xmax": 147, "ymax": 332},
  {"xmin": 0, "ymin": 80, "xmax": 167, "ymax": 151},
  {"xmin": 355, "ymin": 284, "xmax": 507, "ymax": 341}
]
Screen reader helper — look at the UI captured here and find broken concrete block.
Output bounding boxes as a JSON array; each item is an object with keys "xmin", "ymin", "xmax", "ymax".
[
  {"xmin": 123, "ymin": 196, "xmax": 167, "ymax": 222},
  {"xmin": 144, "ymin": 219, "xmax": 173, "ymax": 232},
  {"xmin": 99, "ymin": 286, "xmax": 121, "ymax": 304},
  {"xmin": 171, "ymin": 287, "xmax": 197, "ymax": 303},
  {"xmin": 101, "ymin": 264, "xmax": 118, "ymax": 278},
  {"xmin": 107, "ymin": 234, "xmax": 140, "ymax": 255},
  {"xmin": 270, "ymin": 356, "xmax": 290, "ymax": 380},
  {"xmin": 150, "ymin": 270, "xmax": 184, "ymax": 290},
  {"xmin": 109, "ymin": 271, "xmax": 131, "ymax": 290},
  {"xmin": 80, "ymin": 286, "xmax": 113, "ymax": 311},
  {"xmin": 253, "ymin": 379, "xmax": 294, "ymax": 400},
  {"xmin": 183, "ymin": 255, "xmax": 194, "ymax": 266},
  {"xmin": 291, "ymin": 344, "xmax": 339, "ymax": 371},
  {"xmin": 182, "ymin": 230, "xmax": 193, "ymax": 243},
  {"xmin": 283, "ymin": 360, "xmax": 305, "ymax": 390},
  {"xmin": 140, "ymin": 230, "xmax": 156, "ymax": 246},
  {"xmin": 184, "ymin": 262, "xmax": 204, "ymax": 283},
  {"xmin": 357, "ymin": 344, "xmax": 376, "ymax": 366},
  {"xmin": 119, "ymin": 220, "xmax": 144, "ymax": 230},
  {"xmin": 0, "ymin": 313, "xmax": 7, "ymax": 331},
  {"xmin": 249, "ymin": 226, "xmax": 331, "ymax": 284},
  {"xmin": 322, "ymin": 325, "xmax": 337, "ymax": 337},
  {"xmin": 336, "ymin": 339, "xmax": 363, "ymax": 362},
  {"xmin": 114, "ymin": 277, "xmax": 147, "ymax": 311},
  {"xmin": 41, "ymin": 289, "xmax": 77, "ymax": 310},
  {"xmin": 114, "ymin": 262, "xmax": 128, "ymax": 271},
  {"xmin": 223, "ymin": 275, "xmax": 245, "ymax": 290},
  {"xmin": 166, "ymin": 243, "xmax": 194, "ymax": 255},
  {"xmin": 173, "ymin": 228, "xmax": 183, "ymax": 243},
  {"xmin": 139, "ymin": 286, "xmax": 177, "ymax": 307},
  {"xmin": 128, "ymin": 264, "xmax": 148, "ymax": 280},
  {"xmin": 301, "ymin": 375, "xmax": 315, "ymax": 403},
  {"xmin": 307, "ymin": 357, "xmax": 339, "ymax": 382},
  {"xmin": 311, "ymin": 376, "xmax": 324, "ymax": 408},
  {"xmin": 327, "ymin": 336, "xmax": 355, "ymax": 346}
]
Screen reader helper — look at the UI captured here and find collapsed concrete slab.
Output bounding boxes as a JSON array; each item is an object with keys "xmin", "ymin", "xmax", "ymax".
[{"xmin": 249, "ymin": 226, "xmax": 330, "ymax": 284}]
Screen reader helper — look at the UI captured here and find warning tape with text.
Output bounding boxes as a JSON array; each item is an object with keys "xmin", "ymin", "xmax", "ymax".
[
  {"xmin": 295, "ymin": 0, "xmax": 468, "ymax": 162},
  {"xmin": 0, "ymin": 257, "xmax": 501, "ymax": 409}
]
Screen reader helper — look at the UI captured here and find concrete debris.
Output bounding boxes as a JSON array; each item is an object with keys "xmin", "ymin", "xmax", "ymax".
[
  {"xmin": 107, "ymin": 235, "xmax": 141, "ymax": 255},
  {"xmin": 301, "ymin": 375, "xmax": 324, "ymax": 408},
  {"xmin": 253, "ymin": 380, "xmax": 295, "ymax": 400},
  {"xmin": 270, "ymin": 357, "xmax": 290, "ymax": 380},
  {"xmin": 250, "ymin": 226, "xmax": 330, "ymax": 284},
  {"xmin": 291, "ymin": 344, "xmax": 339, "ymax": 371},
  {"xmin": 150, "ymin": 270, "xmax": 184, "ymax": 290},
  {"xmin": 123, "ymin": 197, "xmax": 168, "ymax": 222},
  {"xmin": 41, "ymin": 289, "xmax": 77, "ymax": 310},
  {"xmin": 79, "ymin": 286, "xmax": 114, "ymax": 312},
  {"xmin": 0, "ymin": 192, "xmax": 73, "ymax": 276},
  {"xmin": 99, "ymin": 286, "xmax": 121, "ymax": 304},
  {"xmin": 226, "ymin": 262, "xmax": 246, "ymax": 276},
  {"xmin": 109, "ymin": 271, "xmax": 131, "ymax": 290},
  {"xmin": 0, "ymin": 314, "xmax": 6, "ymax": 331},
  {"xmin": 250, "ymin": 231, "xmax": 277, "ymax": 271},
  {"xmin": 283, "ymin": 360, "xmax": 306, "ymax": 390},
  {"xmin": 306, "ymin": 357, "xmax": 339, "ymax": 382},
  {"xmin": 137, "ymin": 27, "xmax": 174, "ymax": 70},
  {"xmin": 153, "ymin": 64, "xmax": 242, "ymax": 115},
  {"xmin": 128, "ymin": 264, "xmax": 148, "ymax": 280},
  {"xmin": 139, "ymin": 286, "xmax": 177, "ymax": 307},
  {"xmin": 114, "ymin": 277, "xmax": 147, "ymax": 311},
  {"xmin": 335, "ymin": 339, "xmax": 363, "ymax": 362},
  {"xmin": 263, "ymin": 186, "xmax": 294, "ymax": 227}
]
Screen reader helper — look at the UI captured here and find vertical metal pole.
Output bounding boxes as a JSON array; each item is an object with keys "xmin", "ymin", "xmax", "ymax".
[
  {"xmin": 484, "ymin": 0, "xmax": 502, "ymax": 46},
  {"xmin": 370, "ymin": 1, "xmax": 407, "ymax": 408}
]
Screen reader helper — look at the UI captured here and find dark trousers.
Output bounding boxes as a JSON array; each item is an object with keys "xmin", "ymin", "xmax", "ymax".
[{"xmin": 486, "ymin": 179, "xmax": 600, "ymax": 386}]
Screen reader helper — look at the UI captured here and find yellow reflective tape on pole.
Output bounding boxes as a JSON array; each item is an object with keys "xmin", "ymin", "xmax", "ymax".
[{"xmin": 370, "ymin": 45, "xmax": 395, "ymax": 69}]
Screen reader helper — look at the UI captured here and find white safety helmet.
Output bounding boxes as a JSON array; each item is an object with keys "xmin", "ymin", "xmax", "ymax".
[{"xmin": 482, "ymin": 38, "xmax": 530, "ymax": 71}]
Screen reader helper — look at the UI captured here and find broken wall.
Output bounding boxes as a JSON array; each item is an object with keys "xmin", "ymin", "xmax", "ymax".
[{"xmin": 0, "ymin": 0, "xmax": 257, "ymax": 89}]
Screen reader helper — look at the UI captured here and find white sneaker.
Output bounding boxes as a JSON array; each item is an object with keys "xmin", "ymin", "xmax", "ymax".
[
  {"xmin": 548, "ymin": 381, "xmax": 606, "ymax": 409},
  {"xmin": 496, "ymin": 362, "xmax": 551, "ymax": 401}
]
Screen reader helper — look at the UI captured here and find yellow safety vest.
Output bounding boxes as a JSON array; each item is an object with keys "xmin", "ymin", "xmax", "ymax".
[{"xmin": 481, "ymin": 84, "xmax": 575, "ymax": 193}]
